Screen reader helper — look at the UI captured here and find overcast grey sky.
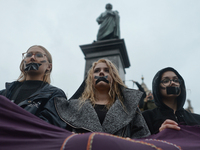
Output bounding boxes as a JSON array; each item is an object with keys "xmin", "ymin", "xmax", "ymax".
[{"xmin": 0, "ymin": 0, "xmax": 200, "ymax": 113}]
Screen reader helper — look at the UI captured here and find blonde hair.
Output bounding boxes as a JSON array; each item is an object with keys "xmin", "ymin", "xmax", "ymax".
[
  {"xmin": 17, "ymin": 45, "xmax": 52, "ymax": 84},
  {"xmin": 80, "ymin": 59, "xmax": 127, "ymax": 109}
]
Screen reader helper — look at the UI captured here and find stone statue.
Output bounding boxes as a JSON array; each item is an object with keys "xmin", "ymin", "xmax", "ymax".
[{"xmin": 96, "ymin": 3, "xmax": 120, "ymax": 41}]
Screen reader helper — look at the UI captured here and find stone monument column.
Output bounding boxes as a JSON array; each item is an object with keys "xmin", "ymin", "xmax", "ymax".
[
  {"xmin": 80, "ymin": 39, "xmax": 130, "ymax": 81},
  {"xmin": 80, "ymin": 3, "xmax": 130, "ymax": 81}
]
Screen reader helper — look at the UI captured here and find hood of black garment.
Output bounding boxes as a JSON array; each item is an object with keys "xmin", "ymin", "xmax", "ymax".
[
  {"xmin": 152, "ymin": 67, "xmax": 186, "ymax": 111},
  {"xmin": 69, "ymin": 77, "xmax": 87, "ymax": 100}
]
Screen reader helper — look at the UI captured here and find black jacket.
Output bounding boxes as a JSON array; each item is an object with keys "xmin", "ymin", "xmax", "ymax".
[
  {"xmin": 0, "ymin": 81, "xmax": 67, "ymax": 128},
  {"xmin": 134, "ymin": 81, "xmax": 146, "ymax": 109},
  {"xmin": 55, "ymin": 80, "xmax": 150, "ymax": 139},
  {"xmin": 142, "ymin": 67, "xmax": 200, "ymax": 134}
]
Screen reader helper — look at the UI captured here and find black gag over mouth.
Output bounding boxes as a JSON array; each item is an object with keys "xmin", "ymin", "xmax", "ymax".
[
  {"xmin": 24, "ymin": 63, "xmax": 42, "ymax": 71},
  {"xmin": 94, "ymin": 76, "xmax": 109, "ymax": 85},
  {"xmin": 166, "ymin": 86, "xmax": 180, "ymax": 95}
]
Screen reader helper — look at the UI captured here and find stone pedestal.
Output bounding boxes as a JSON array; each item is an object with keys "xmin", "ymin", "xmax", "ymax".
[{"xmin": 80, "ymin": 39, "xmax": 130, "ymax": 81}]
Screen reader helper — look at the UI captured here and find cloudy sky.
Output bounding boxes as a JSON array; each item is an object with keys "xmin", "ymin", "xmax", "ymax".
[{"xmin": 0, "ymin": 0, "xmax": 200, "ymax": 113}]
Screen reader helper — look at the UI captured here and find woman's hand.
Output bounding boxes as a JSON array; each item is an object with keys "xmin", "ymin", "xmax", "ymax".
[{"xmin": 159, "ymin": 119, "xmax": 180, "ymax": 132}]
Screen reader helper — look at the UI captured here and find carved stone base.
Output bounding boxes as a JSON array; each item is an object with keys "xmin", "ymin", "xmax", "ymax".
[{"xmin": 80, "ymin": 39, "xmax": 130, "ymax": 81}]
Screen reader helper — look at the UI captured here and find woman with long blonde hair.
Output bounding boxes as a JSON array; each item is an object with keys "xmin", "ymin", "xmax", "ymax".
[
  {"xmin": 0, "ymin": 45, "xmax": 67, "ymax": 128},
  {"xmin": 55, "ymin": 58, "xmax": 150, "ymax": 138}
]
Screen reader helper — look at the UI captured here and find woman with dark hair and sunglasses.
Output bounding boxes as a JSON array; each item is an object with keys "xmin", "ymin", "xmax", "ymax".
[
  {"xmin": 142, "ymin": 67, "xmax": 200, "ymax": 134},
  {"xmin": 0, "ymin": 45, "xmax": 67, "ymax": 128}
]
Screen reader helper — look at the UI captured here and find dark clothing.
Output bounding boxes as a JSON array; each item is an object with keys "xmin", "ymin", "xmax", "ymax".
[
  {"xmin": 94, "ymin": 104, "xmax": 108, "ymax": 125},
  {"xmin": 142, "ymin": 67, "xmax": 200, "ymax": 134},
  {"xmin": 134, "ymin": 81, "xmax": 146, "ymax": 109},
  {"xmin": 14, "ymin": 80, "xmax": 46, "ymax": 104},
  {"xmin": 0, "ymin": 81, "xmax": 67, "ymax": 128},
  {"xmin": 55, "ymin": 85, "xmax": 150, "ymax": 139},
  {"xmin": 143, "ymin": 106, "xmax": 200, "ymax": 134}
]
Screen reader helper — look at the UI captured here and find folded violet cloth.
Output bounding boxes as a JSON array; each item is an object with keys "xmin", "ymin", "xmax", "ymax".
[{"xmin": 0, "ymin": 95, "xmax": 200, "ymax": 150}]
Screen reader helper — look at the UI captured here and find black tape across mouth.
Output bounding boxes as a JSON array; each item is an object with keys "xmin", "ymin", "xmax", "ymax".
[
  {"xmin": 24, "ymin": 63, "xmax": 42, "ymax": 71},
  {"xmin": 94, "ymin": 76, "xmax": 109, "ymax": 84},
  {"xmin": 166, "ymin": 86, "xmax": 180, "ymax": 95}
]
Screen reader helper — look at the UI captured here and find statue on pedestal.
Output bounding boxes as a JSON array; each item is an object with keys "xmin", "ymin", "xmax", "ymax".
[{"xmin": 96, "ymin": 3, "xmax": 120, "ymax": 41}]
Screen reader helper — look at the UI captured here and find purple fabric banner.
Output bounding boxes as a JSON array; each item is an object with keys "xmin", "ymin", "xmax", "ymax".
[
  {"xmin": 0, "ymin": 95, "xmax": 72, "ymax": 150},
  {"xmin": 0, "ymin": 95, "xmax": 200, "ymax": 150},
  {"xmin": 143, "ymin": 124, "xmax": 200, "ymax": 150}
]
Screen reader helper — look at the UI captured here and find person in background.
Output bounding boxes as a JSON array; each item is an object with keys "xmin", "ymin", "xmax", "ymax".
[
  {"xmin": 142, "ymin": 67, "xmax": 200, "ymax": 134},
  {"xmin": 0, "ymin": 45, "xmax": 67, "ymax": 128},
  {"xmin": 55, "ymin": 58, "xmax": 150, "ymax": 138},
  {"xmin": 132, "ymin": 80, "xmax": 146, "ymax": 111},
  {"xmin": 143, "ymin": 92, "xmax": 157, "ymax": 111}
]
